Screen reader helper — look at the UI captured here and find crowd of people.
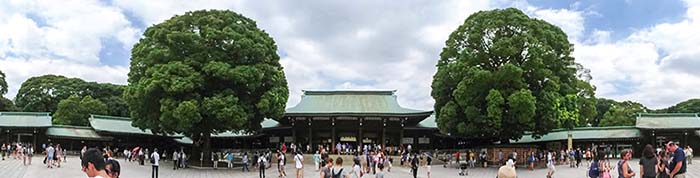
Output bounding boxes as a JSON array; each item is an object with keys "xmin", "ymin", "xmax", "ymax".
[{"xmin": 1, "ymin": 142, "xmax": 35, "ymax": 165}]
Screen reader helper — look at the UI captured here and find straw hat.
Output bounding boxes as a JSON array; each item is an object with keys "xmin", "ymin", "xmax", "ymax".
[{"xmin": 497, "ymin": 165, "xmax": 517, "ymax": 178}]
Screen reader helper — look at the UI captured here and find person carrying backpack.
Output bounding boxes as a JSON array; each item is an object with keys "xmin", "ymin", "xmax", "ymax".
[
  {"xmin": 589, "ymin": 154, "xmax": 601, "ymax": 178},
  {"xmin": 258, "ymin": 153, "xmax": 267, "ymax": 178},
  {"xmin": 331, "ymin": 157, "xmax": 347, "ymax": 178}
]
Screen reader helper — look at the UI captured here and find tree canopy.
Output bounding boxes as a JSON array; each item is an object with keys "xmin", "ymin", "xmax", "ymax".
[
  {"xmin": 53, "ymin": 95, "xmax": 108, "ymax": 126},
  {"xmin": 598, "ymin": 100, "xmax": 647, "ymax": 126},
  {"xmin": 0, "ymin": 70, "xmax": 14, "ymax": 111},
  {"xmin": 655, "ymin": 99, "xmax": 700, "ymax": 113},
  {"xmin": 124, "ymin": 10, "xmax": 288, "ymax": 155},
  {"xmin": 432, "ymin": 8, "xmax": 595, "ymax": 142},
  {"xmin": 14, "ymin": 75, "xmax": 128, "ymax": 116}
]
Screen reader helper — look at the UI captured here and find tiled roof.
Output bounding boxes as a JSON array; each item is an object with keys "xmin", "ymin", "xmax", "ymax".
[
  {"xmin": 0, "ymin": 112, "xmax": 52, "ymax": 128},
  {"xmin": 46, "ymin": 125, "xmax": 111, "ymax": 141},
  {"xmin": 285, "ymin": 90, "xmax": 431, "ymax": 116},
  {"xmin": 88, "ymin": 115, "xmax": 154, "ymax": 135},
  {"xmin": 513, "ymin": 126, "xmax": 641, "ymax": 143},
  {"xmin": 636, "ymin": 113, "xmax": 700, "ymax": 129}
]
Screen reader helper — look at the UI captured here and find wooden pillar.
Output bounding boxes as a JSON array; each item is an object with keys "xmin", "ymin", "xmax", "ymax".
[
  {"xmin": 382, "ymin": 118, "xmax": 386, "ymax": 150},
  {"xmin": 331, "ymin": 117, "xmax": 336, "ymax": 154},
  {"xmin": 400, "ymin": 118, "xmax": 405, "ymax": 149},
  {"xmin": 291, "ymin": 117, "xmax": 296, "ymax": 144},
  {"xmin": 358, "ymin": 117, "xmax": 363, "ymax": 150},
  {"xmin": 308, "ymin": 119, "xmax": 312, "ymax": 152}
]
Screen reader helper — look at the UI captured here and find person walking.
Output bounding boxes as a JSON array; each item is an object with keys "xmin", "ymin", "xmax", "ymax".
[
  {"xmin": 277, "ymin": 150, "xmax": 287, "ymax": 178},
  {"xmin": 575, "ymin": 148, "xmax": 582, "ymax": 168},
  {"xmin": 410, "ymin": 153, "xmax": 418, "ymax": 178},
  {"xmin": 27, "ymin": 145, "xmax": 33, "ymax": 165},
  {"xmin": 258, "ymin": 153, "xmax": 268, "ymax": 178},
  {"xmin": 349, "ymin": 159, "xmax": 362, "ymax": 178},
  {"xmin": 314, "ymin": 151, "xmax": 321, "ymax": 171},
  {"xmin": 685, "ymin": 145, "xmax": 693, "ymax": 165},
  {"xmin": 46, "ymin": 144, "xmax": 55, "ymax": 168},
  {"xmin": 172, "ymin": 150, "xmax": 178, "ymax": 170},
  {"xmin": 588, "ymin": 154, "xmax": 601, "ymax": 178},
  {"xmin": 666, "ymin": 141, "xmax": 686, "ymax": 178},
  {"xmin": 320, "ymin": 158, "xmax": 333, "ymax": 178},
  {"xmin": 150, "ymin": 149, "xmax": 160, "ymax": 178},
  {"xmin": 546, "ymin": 150, "xmax": 555, "ymax": 178},
  {"xmin": 243, "ymin": 152, "xmax": 250, "ymax": 172},
  {"xmin": 294, "ymin": 150, "xmax": 303, "ymax": 178},
  {"xmin": 639, "ymin": 144, "xmax": 658, "ymax": 178},
  {"xmin": 618, "ymin": 149, "xmax": 636, "ymax": 178},
  {"xmin": 331, "ymin": 157, "xmax": 347, "ymax": 178}
]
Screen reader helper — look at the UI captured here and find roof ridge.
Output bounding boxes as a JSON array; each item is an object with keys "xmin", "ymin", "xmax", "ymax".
[
  {"xmin": 638, "ymin": 113, "xmax": 699, "ymax": 117},
  {"xmin": 0, "ymin": 112, "xmax": 50, "ymax": 116},
  {"xmin": 90, "ymin": 114, "xmax": 131, "ymax": 120},
  {"xmin": 50, "ymin": 125, "xmax": 93, "ymax": 129},
  {"xmin": 303, "ymin": 90, "xmax": 396, "ymax": 95}
]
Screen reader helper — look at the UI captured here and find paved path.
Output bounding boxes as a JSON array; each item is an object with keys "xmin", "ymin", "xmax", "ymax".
[{"xmin": 1, "ymin": 156, "xmax": 698, "ymax": 178}]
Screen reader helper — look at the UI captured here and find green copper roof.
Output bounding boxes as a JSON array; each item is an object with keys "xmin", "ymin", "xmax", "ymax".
[
  {"xmin": 262, "ymin": 118, "xmax": 280, "ymax": 128},
  {"xmin": 0, "ymin": 112, "xmax": 52, "ymax": 128},
  {"xmin": 174, "ymin": 137, "xmax": 193, "ymax": 145},
  {"xmin": 89, "ymin": 115, "xmax": 155, "ymax": 135},
  {"xmin": 417, "ymin": 113, "xmax": 437, "ymax": 128},
  {"xmin": 90, "ymin": 114, "xmax": 278, "ymax": 137},
  {"xmin": 636, "ymin": 113, "xmax": 700, "ymax": 129},
  {"xmin": 46, "ymin": 125, "xmax": 111, "ymax": 141},
  {"xmin": 513, "ymin": 126, "xmax": 641, "ymax": 143},
  {"xmin": 285, "ymin": 90, "xmax": 431, "ymax": 116}
]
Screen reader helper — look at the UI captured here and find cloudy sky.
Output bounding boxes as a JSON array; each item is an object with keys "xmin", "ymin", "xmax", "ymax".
[{"xmin": 1, "ymin": 0, "xmax": 700, "ymax": 110}]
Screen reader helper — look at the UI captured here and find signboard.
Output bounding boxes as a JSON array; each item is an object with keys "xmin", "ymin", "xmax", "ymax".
[
  {"xmin": 362, "ymin": 138, "xmax": 374, "ymax": 143},
  {"xmin": 340, "ymin": 136, "xmax": 357, "ymax": 142},
  {"xmin": 284, "ymin": 136, "xmax": 294, "ymax": 143},
  {"xmin": 418, "ymin": 137, "xmax": 430, "ymax": 144},
  {"xmin": 312, "ymin": 117, "xmax": 330, "ymax": 120},
  {"xmin": 337, "ymin": 117, "xmax": 357, "ymax": 120},
  {"xmin": 269, "ymin": 137, "xmax": 279, "ymax": 143},
  {"xmin": 402, "ymin": 137, "xmax": 414, "ymax": 144}
]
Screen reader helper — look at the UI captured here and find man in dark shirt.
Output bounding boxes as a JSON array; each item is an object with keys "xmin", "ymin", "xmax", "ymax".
[{"xmin": 666, "ymin": 141, "xmax": 686, "ymax": 178}]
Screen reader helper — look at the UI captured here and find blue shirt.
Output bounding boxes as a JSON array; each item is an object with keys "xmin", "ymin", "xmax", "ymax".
[{"xmin": 670, "ymin": 147, "xmax": 686, "ymax": 174}]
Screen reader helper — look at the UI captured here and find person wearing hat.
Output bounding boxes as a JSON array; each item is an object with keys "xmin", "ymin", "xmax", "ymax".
[{"xmin": 497, "ymin": 159, "xmax": 517, "ymax": 178}]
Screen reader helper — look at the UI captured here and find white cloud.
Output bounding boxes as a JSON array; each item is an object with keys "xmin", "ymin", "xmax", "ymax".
[
  {"xmin": 0, "ymin": 0, "xmax": 138, "ymax": 98},
  {"xmin": 573, "ymin": 0, "xmax": 700, "ymax": 109},
  {"xmin": 0, "ymin": 57, "xmax": 128, "ymax": 99},
  {"xmin": 3, "ymin": 0, "xmax": 700, "ymax": 112},
  {"xmin": 531, "ymin": 8, "xmax": 585, "ymax": 41}
]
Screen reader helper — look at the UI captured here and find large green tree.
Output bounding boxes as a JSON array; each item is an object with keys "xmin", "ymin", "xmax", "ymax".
[
  {"xmin": 14, "ymin": 75, "xmax": 129, "ymax": 116},
  {"xmin": 53, "ymin": 95, "xmax": 108, "ymax": 126},
  {"xmin": 599, "ymin": 100, "xmax": 647, "ymax": 126},
  {"xmin": 124, "ymin": 10, "xmax": 288, "ymax": 160},
  {"xmin": 15, "ymin": 75, "xmax": 84, "ymax": 112},
  {"xmin": 432, "ymin": 8, "xmax": 595, "ymax": 142},
  {"xmin": 655, "ymin": 99, "xmax": 700, "ymax": 113},
  {"xmin": 0, "ymin": 70, "xmax": 15, "ymax": 111}
]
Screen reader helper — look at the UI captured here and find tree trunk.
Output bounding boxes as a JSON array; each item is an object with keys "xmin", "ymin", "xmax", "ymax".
[{"xmin": 202, "ymin": 131, "xmax": 212, "ymax": 166}]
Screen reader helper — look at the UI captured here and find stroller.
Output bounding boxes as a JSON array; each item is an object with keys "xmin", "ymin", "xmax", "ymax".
[{"xmin": 459, "ymin": 161, "xmax": 468, "ymax": 176}]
